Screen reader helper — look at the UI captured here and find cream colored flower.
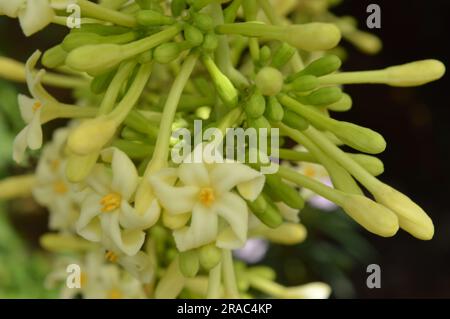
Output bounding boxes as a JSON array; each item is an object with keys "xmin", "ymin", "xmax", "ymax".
[
  {"xmin": 76, "ymin": 147, "xmax": 159, "ymax": 256},
  {"xmin": 32, "ymin": 128, "xmax": 79, "ymax": 232},
  {"xmin": 13, "ymin": 50, "xmax": 58, "ymax": 163},
  {"xmin": 0, "ymin": 0, "xmax": 55, "ymax": 36},
  {"xmin": 149, "ymin": 145, "xmax": 265, "ymax": 252}
]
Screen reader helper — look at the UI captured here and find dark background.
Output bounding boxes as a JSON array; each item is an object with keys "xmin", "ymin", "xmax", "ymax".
[
  {"xmin": 0, "ymin": 0, "xmax": 449, "ymax": 298},
  {"xmin": 334, "ymin": 0, "xmax": 450, "ymax": 298}
]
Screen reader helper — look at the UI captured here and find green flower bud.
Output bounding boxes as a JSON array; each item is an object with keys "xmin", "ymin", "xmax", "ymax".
[
  {"xmin": 153, "ymin": 42, "xmax": 181, "ymax": 64},
  {"xmin": 332, "ymin": 122, "xmax": 386, "ymax": 154},
  {"xmin": 372, "ymin": 184, "xmax": 434, "ymax": 240},
  {"xmin": 247, "ymin": 194, "xmax": 283, "ymax": 228},
  {"xmin": 342, "ymin": 194, "xmax": 399, "ymax": 237},
  {"xmin": 289, "ymin": 75, "xmax": 319, "ymax": 92},
  {"xmin": 90, "ymin": 68, "xmax": 117, "ymax": 94},
  {"xmin": 136, "ymin": 10, "xmax": 175, "ymax": 26},
  {"xmin": 282, "ymin": 110, "xmax": 309, "ymax": 131},
  {"xmin": 72, "ymin": 23, "xmax": 129, "ymax": 36},
  {"xmin": 62, "ymin": 32, "xmax": 137, "ymax": 52},
  {"xmin": 265, "ymin": 96, "xmax": 284, "ymax": 122},
  {"xmin": 171, "ymin": 0, "xmax": 186, "ymax": 16},
  {"xmin": 179, "ymin": 250, "xmax": 200, "ymax": 278},
  {"xmin": 261, "ymin": 223, "xmax": 307, "ymax": 245},
  {"xmin": 138, "ymin": 50, "xmax": 153, "ymax": 64},
  {"xmin": 248, "ymin": 266, "xmax": 276, "ymax": 281},
  {"xmin": 66, "ymin": 44, "xmax": 125, "ymax": 76},
  {"xmin": 259, "ymin": 46, "xmax": 271, "ymax": 66},
  {"xmin": 271, "ymin": 43, "xmax": 296, "ymax": 68},
  {"xmin": 193, "ymin": 13, "xmax": 214, "ymax": 31},
  {"xmin": 245, "ymin": 90, "xmax": 266, "ymax": 118},
  {"xmin": 199, "ymin": 244, "xmax": 222, "ymax": 271},
  {"xmin": 349, "ymin": 154, "xmax": 384, "ymax": 176},
  {"xmin": 42, "ymin": 45, "xmax": 67, "ymax": 69},
  {"xmin": 202, "ymin": 32, "xmax": 219, "ymax": 52},
  {"xmin": 302, "ymin": 87, "xmax": 343, "ymax": 106},
  {"xmin": 288, "ymin": 55, "xmax": 341, "ymax": 81},
  {"xmin": 326, "ymin": 93, "xmax": 352, "ymax": 112},
  {"xmin": 383, "ymin": 60, "xmax": 446, "ymax": 87},
  {"xmin": 248, "ymin": 115, "xmax": 271, "ymax": 131},
  {"xmin": 202, "ymin": 55, "xmax": 238, "ymax": 107},
  {"xmin": 184, "ymin": 24, "xmax": 204, "ymax": 47},
  {"xmin": 265, "ymin": 174, "xmax": 305, "ymax": 209},
  {"xmin": 255, "ymin": 67, "xmax": 284, "ymax": 96}
]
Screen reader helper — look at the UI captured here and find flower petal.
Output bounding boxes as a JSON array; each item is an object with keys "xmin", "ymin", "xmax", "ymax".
[
  {"xmin": 215, "ymin": 192, "xmax": 248, "ymax": 248},
  {"xmin": 100, "ymin": 212, "xmax": 145, "ymax": 256},
  {"xmin": 119, "ymin": 251, "xmax": 154, "ymax": 284},
  {"xmin": 76, "ymin": 193, "xmax": 103, "ymax": 242},
  {"xmin": 173, "ymin": 203, "xmax": 218, "ymax": 252},
  {"xmin": 276, "ymin": 202, "xmax": 300, "ymax": 223},
  {"xmin": 13, "ymin": 126, "xmax": 29, "ymax": 163},
  {"xmin": 210, "ymin": 162, "xmax": 265, "ymax": 200},
  {"xmin": 0, "ymin": 0, "xmax": 25, "ymax": 17},
  {"xmin": 27, "ymin": 108, "xmax": 43, "ymax": 150},
  {"xmin": 178, "ymin": 162, "xmax": 210, "ymax": 187},
  {"xmin": 18, "ymin": 0, "xmax": 54, "ymax": 36},
  {"xmin": 119, "ymin": 199, "xmax": 160, "ymax": 230},
  {"xmin": 102, "ymin": 147, "xmax": 138, "ymax": 200},
  {"xmin": 149, "ymin": 169, "xmax": 198, "ymax": 215},
  {"xmin": 18, "ymin": 94, "xmax": 36, "ymax": 123}
]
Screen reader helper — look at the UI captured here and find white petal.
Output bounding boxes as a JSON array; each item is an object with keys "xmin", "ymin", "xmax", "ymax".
[
  {"xmin": 149, "ymin": 169, "xmax": 198, "ymax": 215},
  {"xmin": 102, "ymin": 148, "xmax": 138, "ymax": 200},
  {"xmin": 119, "ymin": 251, "xmax": 154, "ymax": 284},
  {"xmin": 215, "ymin": 192, "xmax": 248, "ymax": 246},
  {"xmin": 17, "ymin": 94, "xmax": 36, "ymax": 123},
  {"xmin": 276, "ymin": 202, "xmax": 300, "ymax": 223},
  {"xmin": 100, "ymin": 212, "xmax": 145, "ymax": 256},
  {"xmin": 26, "ymin": 108, "xmax": 43, "ymax": 150},
  {"xmin": 86, "ymin": 164, "xmax": 112, "ymax": 195},
  {"xmin": 119, "ymin": 199, "xmax": 160, "ymax": 230},
  {"xmin": 178, "ymin": 162, "xmax": 210, "ymax": 187},
  {"xmin": 13, "ymin": 126, "xmax": 29, "ymax": 163},
  {"xmin": 18, "ymin": 0, "xmax": 54, "ymax": 36},
  {"xmin": 173, "ymin": 203, "xmax": 218, "ymax": 252},
  {"xmin": 0, "ymin": 0, "xmax": 25, "ymax": 17},
  {"xmin": 210, "ymin": 162, "xmax": 265, "ymax": 200},
  {"xmin": 76, "ymin": 193, "xmax": 103, "ymax": 242}
]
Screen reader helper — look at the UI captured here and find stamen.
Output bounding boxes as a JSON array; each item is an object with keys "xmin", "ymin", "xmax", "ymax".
[
  {"xmin": 32, "ymin": 101, "xmax": 42, "ymax": 112},
  {"xmin": 100, "ymin": 192, "xmax": 122, "ymax": 212},
  {"xmin": 53, "ymin": 180, "xmax": 68, "ymax": 194},
  {"xmin": 105, "ymin": 250, "xmax": 118, "ymax": 263},
  {"xmin": 199, "ymin": 187, "xmax": 215, "ymax": 207}
]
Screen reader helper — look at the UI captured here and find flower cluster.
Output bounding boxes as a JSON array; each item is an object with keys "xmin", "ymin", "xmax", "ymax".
[{"xmin": 0, "ymin": 0, "xmax": 445, "ymax": 299}]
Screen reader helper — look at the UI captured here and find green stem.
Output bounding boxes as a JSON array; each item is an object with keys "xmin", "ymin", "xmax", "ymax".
[
  {"xmin": 318, "ymin": 70, "xmax": 386, "ymax": 86},
  {"xmin": 248, "ymin": 274, "xmax": 284, "ymax": 296},
  {"xmin": 42, "ymin": 73, "xmax": 88, "ymax": 88},
  {"xmin": 222, "ymin": 249, "xmax": 239, "ymax": 298},
  {"xmin": 56, "ymin": 105, "xmax": 98, "ymax": 119},
  {"xmin": 78, "ymin": 0, "xmax": 136, "ymax": 27},
  {"xmin": 207, "ymin": 263, "xmax": 222, "ymax": 299}
]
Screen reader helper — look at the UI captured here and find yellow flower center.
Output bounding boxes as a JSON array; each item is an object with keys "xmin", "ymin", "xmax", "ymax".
[
  {"xmin": 100, "ymin": 193, "xmax": 122, "ymax": 212},
  {"xmin": 105, "ymin": 250, "xmax": 118, "ymax": 263},
  {"xmin": 32, "ymin": 101, "xmax": 42, "ymax": 112},
  {"xmin": 108, "ymin": 288, "xmax": 122, "ymax": 299},
  {"xmin": 304, "ymin": 166, "xmax": 316, "ymax": 178},
  {"xmin": 199, "ymin": 187, "xmax": 215, "ymax": 207},
  {"xmin": 53, "ymin": 180, "xmax": 68, "ymax": 194},
  {"xmin": 50, "ymin": 159, "xmax": 60, "ymax": 171}
]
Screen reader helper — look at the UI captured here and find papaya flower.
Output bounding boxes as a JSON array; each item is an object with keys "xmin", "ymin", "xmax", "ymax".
[
  {"xmin": 149, "ymin": 144, "xmax": 265, "ymax": 252},
  {"xmin": 76, "ymin": 147, "xmax": 160, "ymax": 256}
]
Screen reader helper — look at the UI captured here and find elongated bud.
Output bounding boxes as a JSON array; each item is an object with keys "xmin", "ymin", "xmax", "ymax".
[
  {"xmin": 326, "ymin": 93, "xmax": 352, "ymax": 112},
  {"xmin": 0, "ymin": 175, "xmax": 35, "ymax": 200},
  {"xmin": 384, "ymin": 60, "xmax": 446, "ymax": 87},
  {"xmin": 153, "ymin": 42, "xmax": 181, "ymax": 64},
  {"xmin": 62, "ymin": 32, "xmax": 103, "ymax": 51},
  {"xmin": 289, "ymin": 75, "xmax": 319, "ymax": 92},
  {"xmin": 184, "ymin": 24, "xmax": 204, "ymax": 47},
  {"xmin": 372, "ymin": 184, "xmax": 434, "ymax": 240},
  {"xmin": 259, "ymin": 46, "xmax": 272, "ymax": 65},
  {"xmin": 179, "ymin": 250, "xmax": 200, "ymax": 278},
  {"xmin": 202, "ymin": 55, "xmax": 238, "ymax": 107},
  {"xmin": 199, "ymin": 243, "xmax": 222, "ymax": 271},
  {"xmin": 247, "ymin": 194, "xmax": 283, "ymax": 228},
  {"xmin": 282, "ymin": 110, "xmax": 309, "ymax": 131},
  {"xmin": 40, "ymin": 233, "xmax": 95, "ymax": 252},
  {"xmin": 42, "ymin": 45, "xmax": 67, "ymax": 69},
  {"xmin": 90, "ymin": 68, "xmax": 117, "ymax": 94},
  {"xmin": 245, "ymin": 90, "xmax": 266, "ymax": 118},
  {"xmin": 288, "ymin": 55, "xmax": 341, "ymax": 81},
  {"xmin": 302, "ymin": 87, "xmax": 343, "ymax": 106},
  {"xmin": 136, "ymin": 10, "xmax": 175, "ymax": 26},
  {"xmin": 350, "ymin": 154, "xmax": 384, "ymax": 176},
  {"xmin": 255, "ymin": 67, "xmax": 284, "ymax": 96},
  {"xmin": 261, "ymin": 223, "xmax": 307, "ymax": 245},
  {"xmin": 67, "ymin": 117, "xmax": 117, "ymax": 155},
  {"xmin": 272, "ymin": 43, "xmax": 296, "ymax": 68},
  {"xmin": 341, "ymin": 194, "xmax": 399, "ymax": 237},
  {"xmin": 265, "ymin": 174, "xmax": 305, "ymax": 209},
  {"xmin": 216, "ymin": 22, "xmax": 341, "ymax": 52},
  {"xmin": 65, "ymin": 152, "xmax": 99, "ymax": 183},
  {"xmin": 265, "ymin": 96, "xmax": 284, "ymax": 122},
  {"xmin": 332, "ymin": 121, "xmax": 386, "ymax": 154},
  {"xmin": 66, "ymin": 44, "xmax": 124, "ymax": 76}
]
